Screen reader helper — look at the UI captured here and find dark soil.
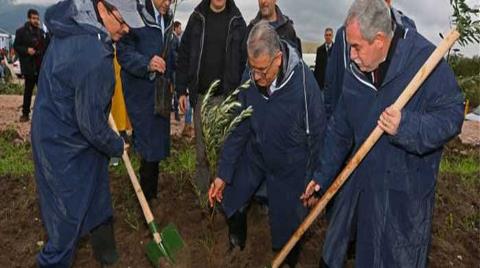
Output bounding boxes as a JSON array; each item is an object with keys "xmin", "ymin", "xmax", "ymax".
[{"xmin": 0, "ymin": 138, "xmax": 478, "ymax": 267}]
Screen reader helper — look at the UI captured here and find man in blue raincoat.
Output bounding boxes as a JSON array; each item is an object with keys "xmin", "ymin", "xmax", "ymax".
[
  {"xmin": 31, "ymin": 0, "xmax": 144, "ymax": 266},
  {"xmin": 116, "ymin": 0, "xmax": 172, "ymax": 203},
  {"xmin": 301, "ymin": 0, "xmax": 464, "ymax": 267},
  {"xmin": 323, "ymin": 0, "xmax": 416, "ymax": 119},
  {"xmin": 209, "ymin": 22, "xmax": 326, "ymax": 267}
]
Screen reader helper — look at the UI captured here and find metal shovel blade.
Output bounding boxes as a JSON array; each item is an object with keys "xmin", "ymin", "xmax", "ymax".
[{"xmin": 146, "ymin": 223, "xmax": 184, "ymax": 266}]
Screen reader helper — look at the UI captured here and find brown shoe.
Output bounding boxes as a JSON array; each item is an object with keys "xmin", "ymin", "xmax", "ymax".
[{"xmin": 19, "ymin": 115, "xmax": 29, "ymax": 122}]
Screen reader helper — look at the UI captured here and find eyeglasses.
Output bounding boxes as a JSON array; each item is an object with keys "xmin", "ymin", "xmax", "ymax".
[
  {"xmin": 248, "ymin": 56, "xmax": 276, "ymax": 79},
  {"xmin": 102, "ymin": 0, "xmax": 128, "ymax": 27}
]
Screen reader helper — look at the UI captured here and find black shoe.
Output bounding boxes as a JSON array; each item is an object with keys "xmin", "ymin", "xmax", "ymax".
[
  {"xmin": 19, "ymin": 114, "xmax": 29, "ymax": 122},
  {"xmin": 90, "ymin": 220, "xmax": 119, "ymax": 266},
  {"xmin": 227, "ymin": 209, "xmax": 247, "ymax": 251}
]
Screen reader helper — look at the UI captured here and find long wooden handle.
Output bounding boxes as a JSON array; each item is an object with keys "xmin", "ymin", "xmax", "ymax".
[
  {"xmin": 108, "ymin": 114, "xmax": 162, "ymax": 244},
  {"xmin": 271, "ymin": 28, "xmax": 460, "ymax": 268}
]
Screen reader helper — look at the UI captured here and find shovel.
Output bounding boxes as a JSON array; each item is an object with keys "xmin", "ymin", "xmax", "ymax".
[
  {"xmin": 269, "ymin": 28, "xmax": 461, "ymax": 268},
  {"xmin": 108, "ymin": 114, "xmax": 184, "ymax": 266}
]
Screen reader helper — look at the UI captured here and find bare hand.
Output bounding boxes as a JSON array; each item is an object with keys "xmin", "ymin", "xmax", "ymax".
[
  {"xmin": 378, "ymin": 106, "xmax": 401, "ymax": 135},
  {"xmin": 178, "ymin": 95, "xmax": 187, "ymax": 114},
  {"xmin": 123, "ymin": 142, "xmax": 130, "ymax": 152},
  {"xmin": 300, "ymin": 180, "xmax": 321, "ymax": 207},
  {"xmin": 208, "ymin": 178, "xmax": 226, "ymax": 208},
  {"xmin": 27, "ymin": 48, "xmax": 36, "ymax": 56},
  {"xmin": 148, "ymin": 55, "xmax": 166, "ymax": 73}
]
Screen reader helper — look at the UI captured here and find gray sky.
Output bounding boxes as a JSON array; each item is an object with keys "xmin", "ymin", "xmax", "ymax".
[{"xmin": 15, "ymin": 0, "xmax": 479, "ymax": 56}]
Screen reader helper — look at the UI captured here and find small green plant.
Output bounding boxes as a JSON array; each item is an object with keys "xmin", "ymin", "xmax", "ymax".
[
  {"xmin": 446, "ymin": 212, "xmax": 455, "ymax": 229},
  {"xmin": 458, "ymin": 74, "xmax": 480, "ymax": 107},
  {"xmin": 200, "ymin": 80, "xmax": 253, "ymax": 178},
  {"xmin": 116, "ymin": 182, "xmax": 141, "ymax": 231},
  {"xmin": 451, "ymin": 0, "xmax": 480, "ymax": 45},
  {"xmin": 195, "ymin": 231, "xmax": 216, "ymax": 266}
]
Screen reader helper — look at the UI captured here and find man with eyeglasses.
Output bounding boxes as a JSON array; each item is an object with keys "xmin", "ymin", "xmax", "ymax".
[
  {"xmin": 314, "ymin": 28, "xmax": 334, "ymax": 90},
  {"xmin": 117, "ymin": 0, "xmax": 172, "ymax": 205},
  {"xmin": 323, "ymin": 0, "xmax": 416, "ymax": 120},
  {"xmin": 31, "ymin": 0, "xmax": 144, "ymax": 266},
  {"xmin": 208, "ymin": 22, "xmax": 326, "ymax": 267},
  {"xmin": 301, "ymin": 0, "xmax": 463, "ymax": 266}
]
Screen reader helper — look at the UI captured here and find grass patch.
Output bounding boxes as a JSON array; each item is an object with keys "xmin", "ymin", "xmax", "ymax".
[
  {"xmin": 440, "ymin": 153, "xmax": 480, "ymax": 185},
  {"xmin": 109, "ymin": 152, "xmax": 140, "ymax": 177},
  {"xmin": 161, "ymin": 144, "xmax": 195, "ymax": 177},
  {"xmin": 0, "ymin": 128, "xmax": 33, "ymax": 177},
  {"xmin": 0, "ymin": 82, "xmax": 24, "ymax": 95}
]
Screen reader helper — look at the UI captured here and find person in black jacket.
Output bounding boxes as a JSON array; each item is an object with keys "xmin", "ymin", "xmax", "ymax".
[
  {"xmin": 313, "ymin": 27, "xmax": 334, "ymax": 90},
  {"xmin": 176, "ymin": 0, "xmax": 247, "ymax": 196},
  {"xmin": 245, "ymin": 0, "xmax": 302, "ymax": 55},
  {"xmin": 14, "ymin": 9, "xmax": 48, "ymax": 122}
]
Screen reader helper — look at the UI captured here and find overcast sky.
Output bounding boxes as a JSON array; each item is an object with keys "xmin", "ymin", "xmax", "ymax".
[{"xmin": 14, "ymin": 0, "xmax": 479, "ymax": 56}]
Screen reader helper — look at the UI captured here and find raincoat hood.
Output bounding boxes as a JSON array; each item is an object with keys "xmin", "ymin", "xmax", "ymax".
[
  {"xmin": 275, "ymin": 40, "xmax": 301, "ymax": 90},
  {"xmin": 45, "ymin": 0, "xmax": 107, "ymax": 39}
]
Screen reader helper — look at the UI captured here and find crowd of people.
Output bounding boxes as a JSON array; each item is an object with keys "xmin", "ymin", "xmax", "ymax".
[{"xmin": 12, "ymin": 0, "xmax": 464, "ymax": 267}]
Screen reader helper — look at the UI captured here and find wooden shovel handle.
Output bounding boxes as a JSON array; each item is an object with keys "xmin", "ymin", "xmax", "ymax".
[
  {"xmin": 108, "ymin": 114, "xmax": 162, "ymax": 244},
  {"xmin": 271, "ymin": 28, "xmax": 460, "ymax": 268}
]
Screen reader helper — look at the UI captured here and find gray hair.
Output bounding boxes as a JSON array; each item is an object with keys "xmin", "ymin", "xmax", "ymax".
[
  {"xmin": 247, "ymin": 21, "xmax": 282, "ymax": 58},
  {"xmin": 345, "ymin": 0, "xmax": 393, "ymax": 42}
]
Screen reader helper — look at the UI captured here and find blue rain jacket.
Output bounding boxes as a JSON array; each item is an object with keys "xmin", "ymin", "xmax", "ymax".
[
  {"xmin": 31, "ymin": 0, "xmax": 124, "ymax": 267},
  {"xmin": 314, "ymin": 27, "xmax": 464, "ymax": 268},
  {"xmin": 324, "ymin": 8, "xmax": 416, "ymax": 119},
  {"xmin": 117, "ymin": 11, "xmax": 170, "ymax": 162},
  {"xmin": 218, "ymin": 43, "xmax": 326, "ymax": 249}
]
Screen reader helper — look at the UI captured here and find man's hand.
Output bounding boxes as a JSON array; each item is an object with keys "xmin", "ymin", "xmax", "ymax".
[
  {"xmin": 123, "ymin": 142, "xmax": 130, "ymax": 152},
  {"xmin": 208, "ymin": 177, "xmax": 226, "ymax": 208},
  {"xmin": 178, "ymin": 94, "xmax": 187, "ymax": 114},
  {"xmin": 148, "ymin": 55, "xmax": 166, "ymax": 73},
  {"xmin": 27, "ymin": 48, "xmax": 36, "ymax": 56},
  {"xmin": 378, "ymin": 106, "xmax": 401, "ymax": 135},
  {"xmin": 300, "ymin": 180, "xmax": 321, "ymax": 207}
]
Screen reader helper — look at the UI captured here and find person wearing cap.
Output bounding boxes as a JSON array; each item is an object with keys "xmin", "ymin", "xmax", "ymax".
[
  {"xmin": 31, "ymin": 0, "xmax": 144, "ymax": 266},
  {"xmin": 116, "ymin": 0, "xmax": 172, "ymax": 204}
]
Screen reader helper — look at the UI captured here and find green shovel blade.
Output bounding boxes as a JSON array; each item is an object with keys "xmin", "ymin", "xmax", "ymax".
[{"xmin": 146, "ymin": 223, "xmax": 184, "ymax": 265}]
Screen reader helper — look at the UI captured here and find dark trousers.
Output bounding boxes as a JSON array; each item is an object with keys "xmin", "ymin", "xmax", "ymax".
[
  {"xmin": 193, "ymin": 94, "xmax": 224, "ymax": 195},
  {"xmin": 139, "ymin": 159, "xmax": 160, "ymax": 201},
  {"xmin": 23, "ymin": 74, "xmax": 38, "ymax": 116}
]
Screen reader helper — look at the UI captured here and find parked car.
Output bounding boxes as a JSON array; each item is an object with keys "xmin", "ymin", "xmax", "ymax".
[{"xmin": 302, "ymin": 53, "xmax": 316, "ymax": 71}]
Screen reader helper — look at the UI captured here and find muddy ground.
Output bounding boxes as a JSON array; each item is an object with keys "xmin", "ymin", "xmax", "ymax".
[{"xmin": 0, "ymin": 95, "xmax": 478, "ymax": 267}]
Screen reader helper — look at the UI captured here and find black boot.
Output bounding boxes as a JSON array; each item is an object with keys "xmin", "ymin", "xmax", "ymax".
[
  {"xmin": 90, "ymin": 219, "xmax": 119, "ymax": 266},
  {"xmin": 139, "ymin": 159, "xmax": 159, "ymax": 201},
  {"xmin": 226, "ymin": 207, "xmax": 247, "ymax": 251}
]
